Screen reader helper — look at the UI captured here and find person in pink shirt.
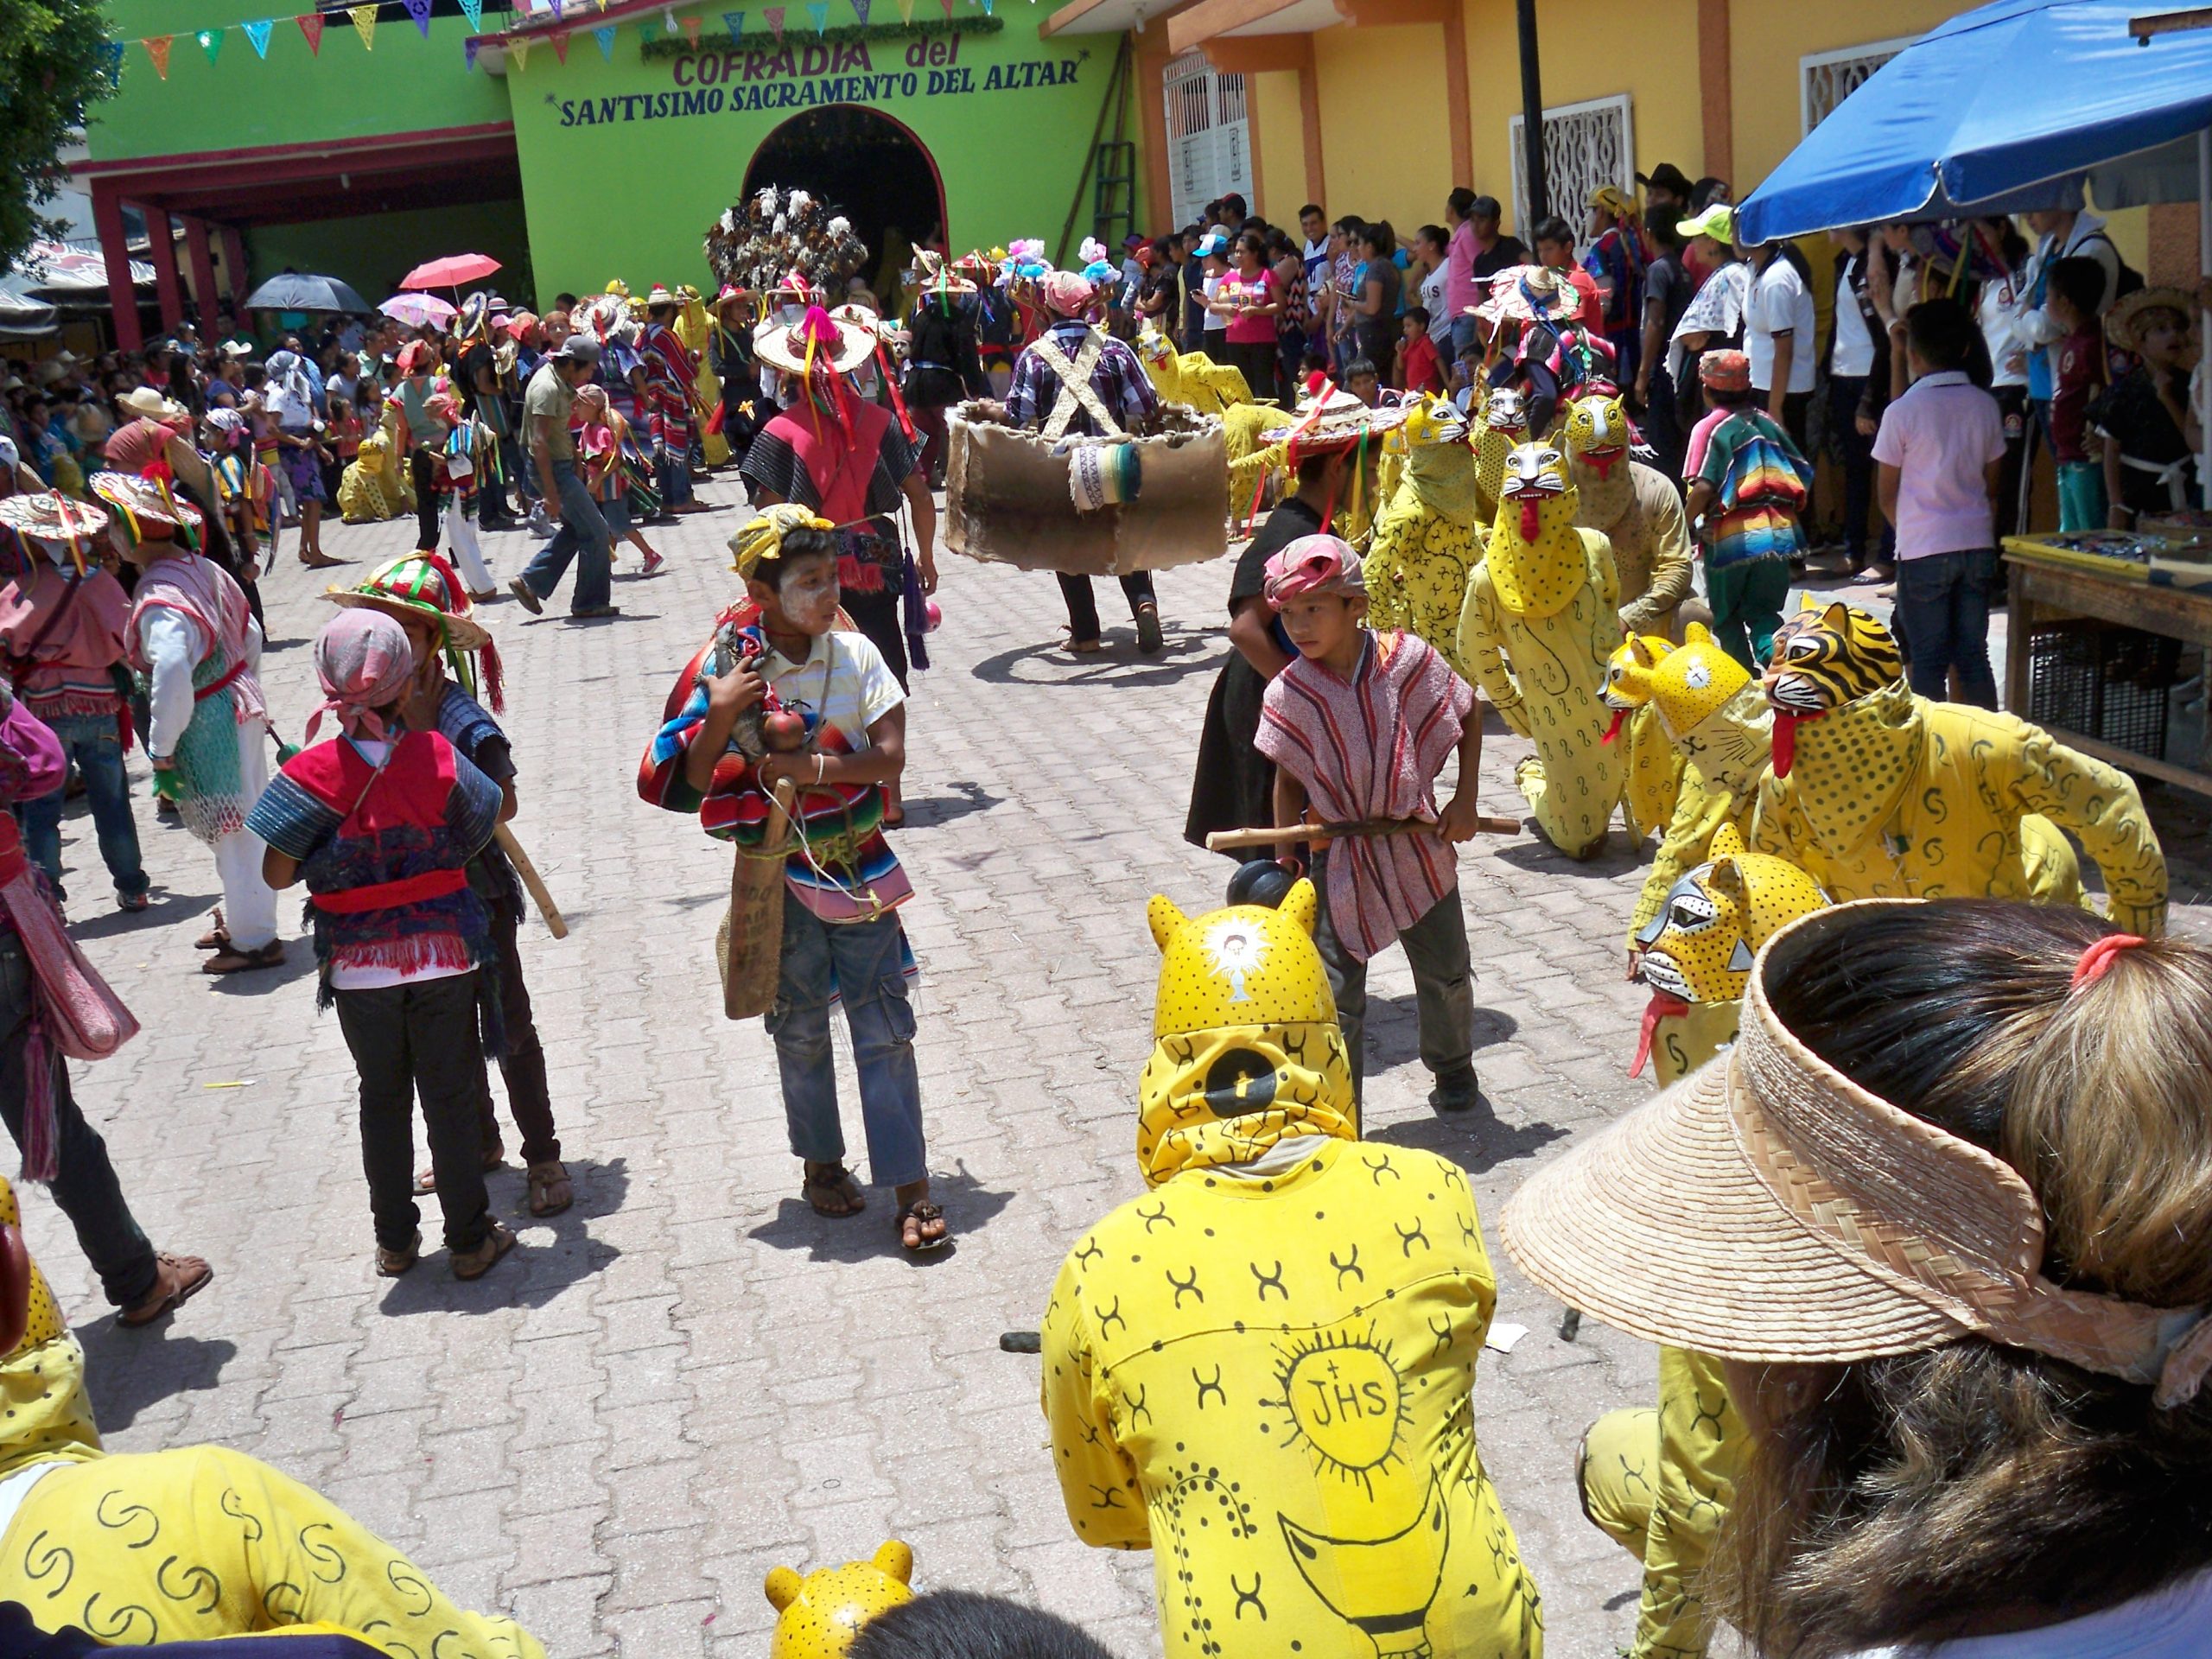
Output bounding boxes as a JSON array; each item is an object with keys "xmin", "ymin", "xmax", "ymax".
[
  {"xmin": 1871, "ymin": 299, "xmax": 2009, "ymax": 709},
  {"xmin": 1206, "ymin": 229, "xmax": 1282, "ymax": 402}
]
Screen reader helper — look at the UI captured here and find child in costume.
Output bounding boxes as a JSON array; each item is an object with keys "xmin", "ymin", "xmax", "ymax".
[
  {"xmin": 326, "ymin": 553, "xmax": 572, "ymax": 1219},
  {"xmin": 203, "ymin": 406, "xmax": 272, "ymax": 582},
  {"xmin": 246, "ymin": 610, "xmax": 514, "ymax": 1281},
  {"xmin": 1039, "ymin": 877, "xmax": 1542, "ymax": 1659},
  {"xmin": 418, "ymin": 388, "xmax": 499, "ymax": 601},
  {"xmin": 1459, "ymin": 439, "xmax": 1630, "ymax": 859},
  {"xmin": 98, "ymin": 470, "xmax": 284, "ymax": 976},
  {"xmin": 1681, "ymin": 350, "xmax": 1810, "ymax": 671},
  {"xmin": 0, "ymin": 1172, "xmax": 544, "ymax": 1656},
  {"xmin": 1751, "ymin": 598, "xmax": 2167, "ymax": 935},
  {"xmin": 641, "ymin": 506, "xmax": 945, "ymax": 1251},
  {"xmin": 575, "ymin": 384, "xmax": 667, "ymax": 577},
  {"xmin": 0, "ymin": 492, "xmax": 149, "ymax": 912},
  {"xmin": 1255, "ymin": 533, "xmax": 1487, "ymax": 1116}
]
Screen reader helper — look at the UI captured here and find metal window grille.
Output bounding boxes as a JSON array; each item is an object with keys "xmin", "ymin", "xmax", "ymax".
[
  {"xmin": 1800, "ymin": 37, "xmax": 1916, "ymax": 135},
  {"xmin": 1164, "ymin": 48, "xmax": 1251, "ymax": 231},
  {"xmin": 1507, "ymin": 93, "xmax": 1633, "ymax": 256}
]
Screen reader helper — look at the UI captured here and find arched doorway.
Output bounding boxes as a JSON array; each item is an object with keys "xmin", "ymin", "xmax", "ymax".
[{"xmin": 741, "ymin": 107, "xmax": 946, "ymax": 308}]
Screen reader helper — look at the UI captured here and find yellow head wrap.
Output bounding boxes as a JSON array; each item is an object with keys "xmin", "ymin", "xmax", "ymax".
[{"xmin": 730, "ymin": 504, "xmax": 836, "ymax": 580}]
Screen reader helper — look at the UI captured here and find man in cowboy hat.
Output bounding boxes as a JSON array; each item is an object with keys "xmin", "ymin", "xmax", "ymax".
[
  {"xmin": 1001, "ymin": 269, "xmax": 1166, "ymax": 656},
  {"xmin": 706, "ymin": 285, "xmax": 764, "ymax": 460},
  {"xmin": 510, "ymin": 335, "xmax": 619, "ymax": 619},
  {"xmin": 641, "ymin": 286, "xmax": 709, "ymax": 517}
]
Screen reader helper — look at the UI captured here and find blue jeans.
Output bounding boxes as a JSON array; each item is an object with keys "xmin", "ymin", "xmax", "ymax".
[
  {"xmin": 1895, "ymin": 548, "xmax": 1999, "ymax": 709},
  {"xmin": 766, "ymin": 893, "xmax": 926, "ymax": 1188},
  {"xmin": 658, "ymin": 445, "xmax": 694, "ymax": 508},
  {"xmin": 22, "ymin": 713, "xmax": 148, "ymax": 901},
  {"xmin": 519, "ymin": 456, "xmax": 612, "ymax": 613},
  {"xmin": 0, "ymin": 933, "xmax": 157, "ymax": 1306}
]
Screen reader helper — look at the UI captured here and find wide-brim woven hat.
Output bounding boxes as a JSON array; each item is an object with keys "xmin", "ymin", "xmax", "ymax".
[
  {"xmin": 117, "ymin": 386, "xmax": 189, "ymax": 425},
  {"xmin": 1471, "ymin": 264, "xmax": 1584, "ymax": 327},
  {"xmin": 90, "ymin": 470, "xmax": 204, "ymax": 531},
  {"xmin": 327, "ymin": 552, "xmax": 493, "ymax": 651},
  {"xmin": 909, "ymin": 251, "xmax": 976, "ymax": 296},
  {"xmin": 456, "ymin": 291, "xmax": 493, "ymax": 340},
  {"xmin": 0, "ymin": 491, "xmax": 109, "ymax": 543},
  {"xmin": 1260, "ymin": 390, "xmax": 1409, "ymax": 453},
  {"xmin": 1500, "ymin": 899, "xmax": 2212, "ymax": 1385},
  {"xmin": 752, "ymin": 307, "xmax": 874, "ymax": 377},
  {"xmin": 2105, "ymin": 286, "xmax": 2197, "ymax": 354}
]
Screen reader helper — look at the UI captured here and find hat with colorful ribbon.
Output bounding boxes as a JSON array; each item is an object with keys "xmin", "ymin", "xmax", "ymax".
[
  {"xmin": 0, "ymin": 491, "xmax": 108, "ymax": 575},
  {"xmin": 90, "ymin": 469, "xmax": 202, "ymax": 545},
  {"xmin": 326, "ymin": 550, "xmax": 503, "ymax": 709}
]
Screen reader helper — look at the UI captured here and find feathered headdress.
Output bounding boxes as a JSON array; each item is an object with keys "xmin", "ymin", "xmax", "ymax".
[{"xmin": 704, "ymin": 182, "xmax": 871, "ymax": 304}]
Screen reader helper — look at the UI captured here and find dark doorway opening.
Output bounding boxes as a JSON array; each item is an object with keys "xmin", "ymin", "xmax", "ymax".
[{"xmin": 741, "ymin": 106, "xmax": 946, "ymax": 308}]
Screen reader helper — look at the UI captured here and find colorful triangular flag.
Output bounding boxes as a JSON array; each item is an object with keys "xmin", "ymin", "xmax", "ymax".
[
  {"xmin": 978, "ymin": 0, "xmax": 992, "ymax": 14},
  {"xmin": 296, "ymin": 12, "xmax": 325, "ymax": 53},
  {"xmin": 143, "ymin": 34, "xmax": 174, "ymax": 78},
  {"xmin": 459, "ymin": 0, "xmax": 482, "ymax": 25},
  {"xmin": 550, "ymin": 26, "xmax": 570, "ymax": 60},
  {"xmin": 937, "ymin": 0, "xmax": 951, "ymax": 17},
  {"xmin": 804, "ymin": 1, "xmax": 826, "ymax": 31},
  {"xmin": 763, "ymin": 4, "xmax": 784, "ymax": 35},
  {"xmin": 893, "ymin": 0, "xmax": 912, "ymax": 20},
  {"xmin": 348, "ymin": 4, "xmax": 377, "ymax": 48},
  {"xmin": 242, "ymin": 18, "xmax": 273, "ymax": 56},
  {"xmin": 509, "ymin": 33, "xmax": 531, "ymax": 67},
  {"xmin": 594, "ymin": 22, "xmax": 616, "ymax": 54},
  {"xmin": 465, "ymin": 36, "xmax": 480, "ymax": 67},
  {"xmin": 639, "ymin": 20, "xmax": 658, "ymax": 42},
  {"xmin": 550, "ymin": 0, "xmax": 564, "ymax": 16},
  {"xmin": 849, "ymin": 0, "xmax": 869, "ymax": 20},
  {"xmin": 404, "ymin": 0, "xmax": 433, "ymax": 36},
  {"xmin": 680, "ymin": 15, "xmax": 702, "ymax": 43},
  {"xmin": 99, "ymin": 38, "xmax": 126, "ymax": 84},
  {"xmin": 196, "ymin": 27, "xmax": 223, "ymax": 64},
  {"xmin": 722, "ymin": 8, "xmax": 743, "ymax": 36}
]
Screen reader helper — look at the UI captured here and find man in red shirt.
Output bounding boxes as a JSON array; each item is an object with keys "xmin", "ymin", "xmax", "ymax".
[{"xmin": 1532, "ymin": 216, "xmax": 1605, "ymax": 334}]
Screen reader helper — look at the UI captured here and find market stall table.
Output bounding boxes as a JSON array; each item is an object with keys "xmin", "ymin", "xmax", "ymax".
[{"xmin": 2005, "ymin": 531, "xmax": 2212, "ymax": 796}]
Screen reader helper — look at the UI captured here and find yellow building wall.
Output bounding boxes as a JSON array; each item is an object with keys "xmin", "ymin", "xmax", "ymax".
[
  {"xmin": 1313, "ymin": 24, "xmax": 1454, "ymax": 233},
  {"xmin": 1249, "ymin": 69, "xmax": 1312, "ymax": 219}
]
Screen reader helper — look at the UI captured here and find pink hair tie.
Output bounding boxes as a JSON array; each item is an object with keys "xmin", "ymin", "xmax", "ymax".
[{"xmin": 2072, "ymin": 933, "xmax": 2146, "ymax": 990}]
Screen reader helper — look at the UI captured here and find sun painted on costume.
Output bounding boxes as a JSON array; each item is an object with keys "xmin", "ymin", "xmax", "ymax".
[{"xmin": 1265, "ymin": 1325, "xmax": 1415, "ymax": 1496}]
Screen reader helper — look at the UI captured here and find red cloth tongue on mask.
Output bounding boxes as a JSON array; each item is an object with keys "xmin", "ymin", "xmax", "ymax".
[
  {"xmin": 1630, "ymin": 990, "xmax": 1691, "ymax": 1078},
  {"xmin": 1770, "ymin": 708, "xmax": 1827, "ymax": 778},
  {"xmin": 1600, "ymin": 708, "xmax": 1627, "ymax": 745},
  {"xmin": 1518, "ymin": 498, "xmax": 1542, "ymax": 542}
]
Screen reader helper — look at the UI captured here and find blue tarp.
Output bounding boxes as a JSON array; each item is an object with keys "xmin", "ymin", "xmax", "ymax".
[{"xmin": 1738, "ymin": 0, "xmax": 2212, "ymax": 244}]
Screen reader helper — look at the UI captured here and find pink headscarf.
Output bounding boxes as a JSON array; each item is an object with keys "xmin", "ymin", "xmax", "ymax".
[
  {"xmin": 308, "ymin": 609, "xmax": 416, "ymax": 743},
  {"xmin": 103, "ymin": 418, "xmax": 175, "ymax": 477},
  {"xmin": 1263, "ymin": 534, "xmax": 1368, "ymax": 611},
  {"xmin": 1040, "ymin": 270, "xmax": 1095, "ymax": 318}
]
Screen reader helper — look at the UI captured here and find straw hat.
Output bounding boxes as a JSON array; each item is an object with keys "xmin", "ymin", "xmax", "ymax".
[
  {"xmin": 0, "ymin": 491, "xmax": 109, "ymax": 543},
  {"xmin": 90, "ymin": 471, "xmax": 204, "ymax": 533},
  {"xmin": 117, "ymin": 386, "xmax": 188, "ymax": 426},
  {"xmin": 1471, "ymin": 265, "xmax": 1584, "ymax": 327},
  {"xmin": 752, "ymin": 306, "xmax": 874, "ymax": 377},
  {"xmin": 2106, "ymin": 286, "xmax": 2197, "ymax": 354},
  {"xmin": 1259, "ymin": 387, "xmax": 1408, "ymax": 453},
  {"xmin": 327, "ymin": 550, "xmax": 493, "ymax": 652},
  {"xmin": 455, "ymin": 291, "xmax": 493, "ymax": 340},
  {"xmin": 1500, "ymin": 899, "xmax": 2212, "ymax": 1402},
  {"xmin": 908, "ymin": 250, "xmax": 975, "ymax": 297},
  {"xmin": 831, "ymin": 302, "xmax": 892, "ymax": 344}
]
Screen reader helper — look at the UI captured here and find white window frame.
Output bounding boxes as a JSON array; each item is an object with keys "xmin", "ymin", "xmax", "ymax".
[
  {"xmin": 1164, "ymin": 48, "xmax": 1252, "ymax": 232},
  {"xmin": 1799, "ymin": 35, "xmax": 1919, "ymax": 136},
  {"xmin": 1507, "ymin": 92, "xmax": 1635, "ymax": 255}
]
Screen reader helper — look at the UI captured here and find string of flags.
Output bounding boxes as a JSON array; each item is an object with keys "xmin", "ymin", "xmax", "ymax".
[{"xmin": 125, "ymin": 0, "xmax": 1020, "ymax": 81}]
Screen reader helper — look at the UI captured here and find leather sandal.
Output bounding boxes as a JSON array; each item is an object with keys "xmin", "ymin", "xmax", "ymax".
[
  {"xmin": 526, "ymin": 1161, "xmax": 573, "ymax": 1217},
  {"xmin": 118, "ymin": 1252, "xmax": 214, "ymax": 1325},
  {"xmin": 202, "ymin": 940, "xmax": 284, "ymax": 976},
  {"xmin": 376, "ymin": 1231, "xmax": 422, "ymax": 1278},
  {"xmin": 452, "ymin": 1222, "xmax": 518, "ymax": 1281}
]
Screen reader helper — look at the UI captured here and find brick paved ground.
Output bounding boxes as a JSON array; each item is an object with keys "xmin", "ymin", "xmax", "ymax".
[{"xmin": 22, "ymin": 474, "xmax": 2212, "ymax": 1658}]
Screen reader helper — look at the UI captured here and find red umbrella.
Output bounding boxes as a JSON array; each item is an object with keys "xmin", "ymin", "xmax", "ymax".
[{"xmin": 400, "ymin": 252, "xmax": 502, "ymax": 289}]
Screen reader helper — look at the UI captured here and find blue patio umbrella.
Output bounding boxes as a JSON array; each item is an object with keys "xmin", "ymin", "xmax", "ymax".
[
  {"xmin": 242, "ymin": 272, "xmax": 373, "ymax": 315},
  {"xmin": 1737, "ymin": 0, "xmax": 2212, "ymax": 243}
]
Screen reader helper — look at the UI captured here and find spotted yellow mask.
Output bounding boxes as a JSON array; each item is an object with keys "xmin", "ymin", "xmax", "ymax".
[{"xmin": 1635, "ymin": 823, "xmax": 1829, "ymax": 1007}]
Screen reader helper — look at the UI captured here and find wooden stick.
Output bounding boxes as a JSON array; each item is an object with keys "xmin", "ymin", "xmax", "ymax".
[
  {"xmin": 1205, "ymin": 815, "xmax": 1520, "ymax": 853},
  {"xmin": 494, "ymin": 823, "xmax": 568, "ymax": 940}
]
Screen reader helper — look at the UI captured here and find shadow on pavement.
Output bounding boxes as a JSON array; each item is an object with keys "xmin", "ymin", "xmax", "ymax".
[
  {"xmin": 1369, "ymin": 1105, "xmax": 1567, "ymax": 1176},
  {"xmin": 898, "ymin": 781, "xmax": 1004, "ymax": 830},
  {"xmin": 78, "ymin": 1319, "xmax": 238, "ymax": 1432},
  {"xmin": 68, "ymin": 888, "xmax": 219, "ymax": 942},
  {"xmin": 201, "ymin": 945, "xmax": 321, "ymax": 998},
  {"xmin": 969, "ymin": 633, "xmax": 1220, "ymax": 691},
  {"xmin": 744, "ymin": 1158, "xmax": 1011, "ymax": 1267},
  {"xmin": 1491, "ymin": 833, "xmax": 1647, "ymax": 880},
  {"xmin": 374, "ymin": 1155, "xmax": 629, "ymax": 1316},
  {"xmin": 1363, "ymin": 996, "xmax": 1518, "ymax": 1072}
]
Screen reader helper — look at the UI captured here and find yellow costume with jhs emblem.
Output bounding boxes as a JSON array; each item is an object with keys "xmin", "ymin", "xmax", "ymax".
[{"xmin": 1041, "ymin": 882, "xmax": 1541, "ymax": 1659}]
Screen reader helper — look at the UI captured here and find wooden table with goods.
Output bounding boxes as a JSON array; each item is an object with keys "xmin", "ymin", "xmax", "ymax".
[{"xmin": 2004, "ymin": 523, "xmax": 2212, "ymax": 796}]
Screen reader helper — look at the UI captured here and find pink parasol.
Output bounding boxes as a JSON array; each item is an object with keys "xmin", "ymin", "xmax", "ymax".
[
  {"xmin": 379, "ymin": 291, "xmax": 458, "ymax": 328},
  {"xmin": 400, "ymin": 253, "xmax": 503, "ymax": 289}
]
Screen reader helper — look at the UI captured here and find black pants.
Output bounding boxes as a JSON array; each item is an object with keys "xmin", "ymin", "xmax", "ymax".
[
  {"xmin": 1058, "ymin": 573, "xmax": 1156, "ymax": 644},
  {"xmin": 1827, "ymin": 374, "xmax": 1878, "ymax": 564},
  {"xmin": 475, "ymin": 893, "xmax": 557, "ymax": 1166},
  {"xmin": 409, "ymin": 448, "xmax": 441, "ymax": 550},
  {"xmin": 1993, "ymin": 385, "xmax": 2031, "ymax": 543},
  {"xmin": 0, "ymin": 934, "xmax": 156, "ymax": 1307},
  {"xmin": 334, "ymin": 972, "xmax": 491, "ymax": 1253},
  {"xmin": 1642, "ymin": 365, "xmax": 1684, "ymax": 484},
  {"xmin": 1221, "ymin": 339, "xmax": 1281, "ymax": 404}
]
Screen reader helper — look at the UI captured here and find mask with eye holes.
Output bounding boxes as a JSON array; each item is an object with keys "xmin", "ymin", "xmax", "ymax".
[{"xmin": 1634, "ymin": 825, "xmax": 1829, "ymax": 1009}]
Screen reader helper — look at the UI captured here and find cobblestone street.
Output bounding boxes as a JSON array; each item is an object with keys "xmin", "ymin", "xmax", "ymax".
[{"xmin": 24, "ymin": 473, "xmax": 2212, "ymax": 1658}]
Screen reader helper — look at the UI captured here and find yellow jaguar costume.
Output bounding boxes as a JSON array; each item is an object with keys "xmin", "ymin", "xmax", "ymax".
[
  {"xmin": 1607, "ymin": 626, "xmax": 1778, "ymax": 950},
  {"xmin": 336, "ymin": 412, "xmax": 415, "ymax": 524},
  {"xmin": 1459, "ymin": 442, "xmax": 1627, "ymax": 858},
  {"xmin": 1040, "ymin": 881, "xmax": 1542, "ymax": 1659},
  {"xmin": 1364, "ymin": 395, "xmax": 1486, "ymax": 678},
  {"xmin": 1471, "ymin": 386, "xmax": 1530, "ymax": 528},
  {"xmin": 1583, "ymin": 827, "xmax": 1825, "ymax": 1659},
  {"xmin": 1750, "ymin": 601, "xmax": 2168, "ymax": 936},
  {"xmin": 1564, "ymin": 391, "xmax": 1694, "ymax": 640},
  {"xmin": 1600, "ymin": 635, "xmax": 1688, "ymax": 841},
  {"xmin": 0, "ymin": 1175, "xmax": 543, "ymax": 1658}
]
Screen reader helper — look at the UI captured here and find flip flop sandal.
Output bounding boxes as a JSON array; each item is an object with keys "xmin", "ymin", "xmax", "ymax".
[
  {"xmin": 527, "ymin": 1161, "xmax": 574, "ymax": 1217},
  {"xmin": 1065, "ymin": 636, "xmax": 1107, "ymax": 655},
  {"xmin": 118, "ymin": 1252, "xmax": 214, "ymax": 1325},
  {"xmin": 195, "ymin": 910, "xmax": 228, "ymax": 950},
  {"xmin": 801, "ymin": 1162, "xmax": 866, "ymax": 1218},
  {"xmin": 898, "ymin": 1200, "xmax": 950, "ymax": 1252},
  {"xmin": 376, "ymin": 1232, "xmax": 422, "ymax": 1277},
  {"xmin": 452, "ymin": 1222, "xmax": 518, "ymax": 1281},
  {"xmin": 202, "ymin": 940, "xmax": 285, "ymax": 976},
  {"xmin": 415, "ymin": 1141, "xmax": 506, "ymax": 1194}
]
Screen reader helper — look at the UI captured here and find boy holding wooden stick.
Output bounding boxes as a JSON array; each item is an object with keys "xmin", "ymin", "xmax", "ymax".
[
  {"xmin": 1254, "ymin": 534, "xmax": 1488, "ymax": 1116},
  {"xmin": 643, "ymin": 507, "xmax": 944, "ymax": 1251}
]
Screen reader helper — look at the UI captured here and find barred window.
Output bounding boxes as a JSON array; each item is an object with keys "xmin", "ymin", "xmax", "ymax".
[
  {"xmin": 1508, "ymin": 93, "xmax": 1634, "ymax": 255},
  {"xmin": 1164, "ymin": 48, "xmax": 1251, "ymax": 232},
  {"xmin": 1801, "ymin": 37, "xmax": 1917, "ymax": 135}
]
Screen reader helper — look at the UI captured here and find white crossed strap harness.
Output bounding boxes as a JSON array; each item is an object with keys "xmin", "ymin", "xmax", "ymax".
[{"xmin": 1030, "ymin": 329, "xmax": 1136, "ymax": 514}]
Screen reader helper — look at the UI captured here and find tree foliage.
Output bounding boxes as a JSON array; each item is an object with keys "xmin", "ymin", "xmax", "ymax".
[{"xmin": 0, "ymin": 0, "xmax": 115, "ymax": 270}]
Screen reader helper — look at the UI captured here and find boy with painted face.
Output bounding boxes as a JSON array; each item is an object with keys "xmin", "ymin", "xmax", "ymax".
[
  {"xmin": 1039, "ymin": 878, "xmax": 1541, "ymax": 1659},
  {"xmin": 1255, "ymin": 535, "xmax": 1487, "ymax": 1116}
]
